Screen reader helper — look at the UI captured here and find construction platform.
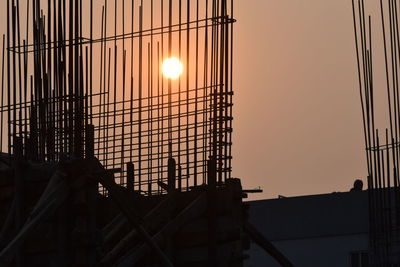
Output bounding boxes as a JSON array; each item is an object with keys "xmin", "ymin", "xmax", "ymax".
[{"xmin": 0, "ymin": 154, "xmax": 247, "ymax": 266}]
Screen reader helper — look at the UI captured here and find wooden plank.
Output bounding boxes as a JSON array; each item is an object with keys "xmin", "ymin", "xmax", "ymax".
[
  {"xmin": 244, "ymin": 222, "xmax": 294, "ymax": 267},
  {"xmin": 95, "ymin": 172, "xmax": 175, "ymax": 267},
  {"xmin": 101, "ymin": 194, "xmax": 175, "ymax": 264},
  {"xmin": 116, "ymin": 193, "xmax": 207, "ymax": 267}
]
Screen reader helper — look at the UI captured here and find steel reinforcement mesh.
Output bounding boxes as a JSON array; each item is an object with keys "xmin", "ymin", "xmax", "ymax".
[{"xmin": 0, "ymin": 0, "xmax": 235, "ymax": 195}]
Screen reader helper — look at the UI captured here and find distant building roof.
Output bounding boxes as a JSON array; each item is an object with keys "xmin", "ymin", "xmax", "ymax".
[{"xmin": 248, "ymin": 191, "xmax": 369, "ymax": 241}]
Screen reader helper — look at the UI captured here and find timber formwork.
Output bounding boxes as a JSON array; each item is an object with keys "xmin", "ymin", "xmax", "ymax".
[{"xmin": 0, "ymin": 154, "xmax": 246, "ymax": 266}]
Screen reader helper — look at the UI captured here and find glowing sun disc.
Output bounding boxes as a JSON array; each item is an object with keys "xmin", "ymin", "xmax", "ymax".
[{"xmin": 162, "ymin": 57, "xmax": 183, "ymax": 79}]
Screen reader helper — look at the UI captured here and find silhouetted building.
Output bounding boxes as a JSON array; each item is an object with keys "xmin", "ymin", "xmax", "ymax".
[{"xmin": 245, "ymin": 191, "xmax": 369, "ymax": 267}]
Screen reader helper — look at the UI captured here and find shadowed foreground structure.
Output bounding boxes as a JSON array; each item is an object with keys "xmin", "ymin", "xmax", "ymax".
[
  {"xmin": 352, "ymin": 0, "xmax": 400, "ymax": 265},
  {"xmin": 0, "ymin": 0, "xmax": 292, "ymax": 266}
]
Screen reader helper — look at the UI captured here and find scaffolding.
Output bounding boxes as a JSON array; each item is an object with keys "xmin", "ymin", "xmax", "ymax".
[
  {"xmin": 352, "ymin": 0, "xmax": 400, "ymax": 265},
  {"xmin": 0, "ymin": 0, "xmax": 235, "ymax": 195}
]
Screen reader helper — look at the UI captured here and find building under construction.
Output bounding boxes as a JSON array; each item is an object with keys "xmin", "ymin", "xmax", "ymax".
[
  {"xmin": 352, "ymin": 0, "xmax": 400, "ymax": 265},
  {"xmin": 0, "ymin": 0, "xmax": 293, "ymax": 266}
]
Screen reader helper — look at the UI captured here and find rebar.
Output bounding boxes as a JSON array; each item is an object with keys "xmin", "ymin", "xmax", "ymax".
[{"xmin": 1, "ymin": 0, "xmax": 236, "ymax": 196}]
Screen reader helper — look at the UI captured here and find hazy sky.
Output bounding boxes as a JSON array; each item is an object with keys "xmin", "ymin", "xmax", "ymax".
[
  {"xmin": 233, "ymin": 0, "xmax": 367, "ymax": 200},
  {"xmin": 0, "ymin": 0, "xmax": 369, "ymax": 200}
]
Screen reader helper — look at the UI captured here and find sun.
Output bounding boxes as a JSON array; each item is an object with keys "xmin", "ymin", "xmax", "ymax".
[{"xmin": 162, "ymin": 57, "xmax": 183, "ymax": 79}]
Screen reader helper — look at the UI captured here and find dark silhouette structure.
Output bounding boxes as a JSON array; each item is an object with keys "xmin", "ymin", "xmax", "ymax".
[
  {"xmin": 0, "ymin": 0, "xmax": 292, "ymax": 266},
  {"xmin": 352, "ymin": 0, "xmax": 400, "ymax": 265},
  {"xmin": 246, "ymin": 191, "xmax": 370, "ymax": 267},
  {"xmin": 350, "ymin": 179, "xmax": 363, "ymax": 192}
]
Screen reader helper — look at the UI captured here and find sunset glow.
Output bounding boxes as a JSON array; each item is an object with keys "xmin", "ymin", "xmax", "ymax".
[{"xmin": 162, "ymin": 57, "xmax": 183, "ymax": 79}]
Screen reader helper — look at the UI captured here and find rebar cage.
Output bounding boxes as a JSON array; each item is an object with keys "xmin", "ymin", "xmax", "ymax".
[
  {"xmin": 0, "ymin": 0, "xmax": 235, "ymax": 195},
  {"xmin": 352, "ymin": 0, "xmax": 400, "ymax": 265}
]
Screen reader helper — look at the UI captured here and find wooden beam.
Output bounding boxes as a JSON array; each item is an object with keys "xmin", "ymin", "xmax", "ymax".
[
  {"xmin": 116, "ymin": 192, "xmax": 207, "ymax": 267},
  {"xmin": 244, "ymin": 222, "xmax": 294, "ymax": 267},
  {"xmin": 95, "ymin": 172, "xmax": 175, "ymax": 267},
  {"xmin": 101, "ymin": 193, "xmax": 175, "ymax": 264}
]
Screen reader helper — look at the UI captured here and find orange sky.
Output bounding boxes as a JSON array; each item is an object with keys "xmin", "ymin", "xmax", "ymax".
[
  {"xmin": 0, "ymin": 0, "xmax": 370, "ymax": 200},
  {"xmin": 233, "ymin": 0, "xmax": 367, "ymax": 200}
]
